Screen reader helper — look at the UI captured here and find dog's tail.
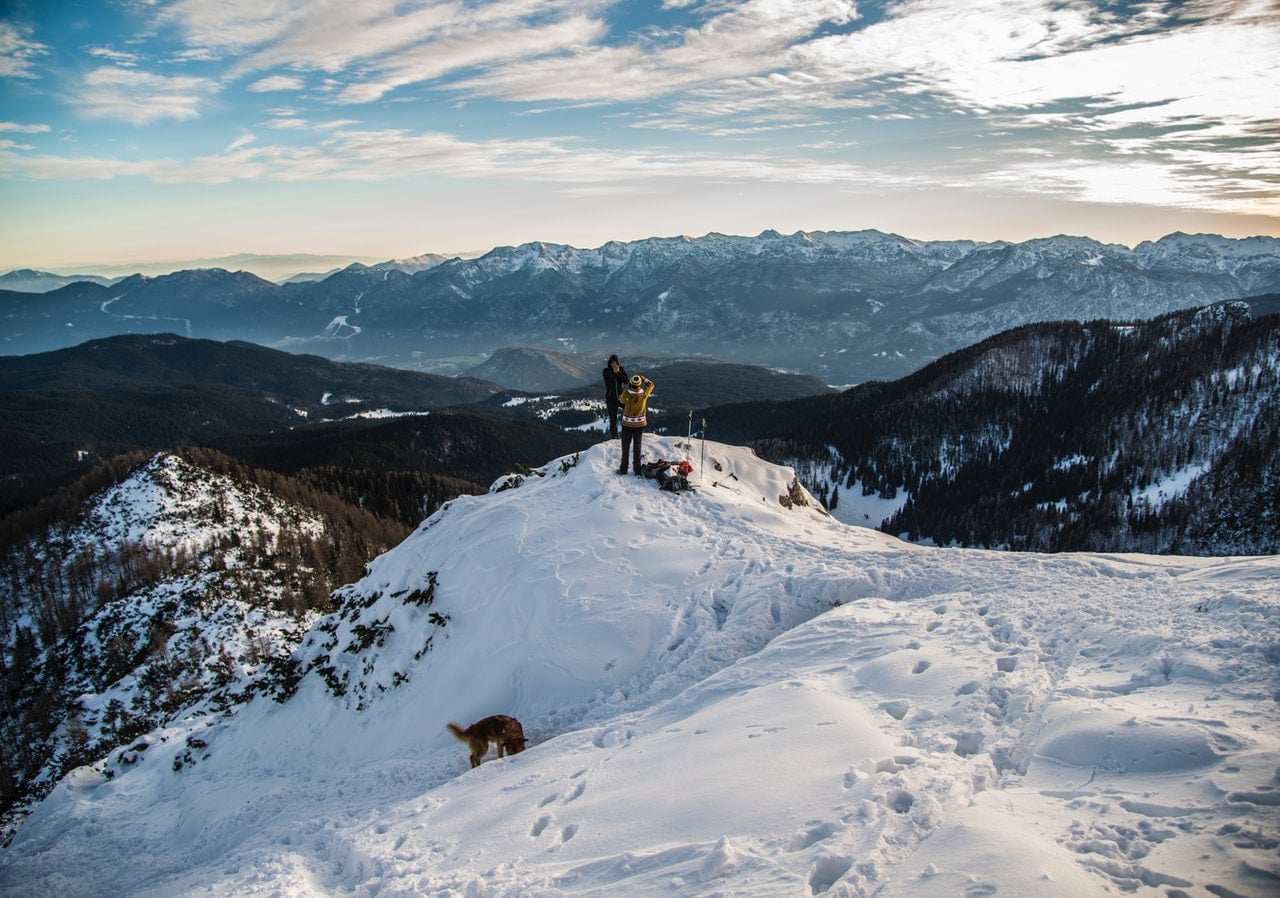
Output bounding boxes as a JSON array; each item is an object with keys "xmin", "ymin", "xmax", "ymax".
[{"xmin": 445, "ymin": 722, "xmax": 468, "ymax": 743}]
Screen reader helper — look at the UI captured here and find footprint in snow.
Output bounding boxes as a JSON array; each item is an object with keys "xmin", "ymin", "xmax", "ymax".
[
  {"xmin": 880, "ymin": 700, "xmax": 911, "ymax": 720},
  {"xmin": 887, "ymin": 789, "xmax": 915, "ymax": 813},
  {"xmin": 789, "ymin": 821, "xmax": 840, "ymax": 852},
  {"xmin": 808, "ymin": 855, "xmax": 853, "ymax": 895}
]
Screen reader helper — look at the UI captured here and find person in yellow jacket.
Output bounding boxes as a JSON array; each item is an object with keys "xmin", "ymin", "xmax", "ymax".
[{"xmin": 617, "ymin": 373, "xmax": 654, "ymax": 475}]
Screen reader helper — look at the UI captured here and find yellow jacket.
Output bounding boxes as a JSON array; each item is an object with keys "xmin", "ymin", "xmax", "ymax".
[{"xmin": 618, "ymin": 379, "xmax": 654, "ymax": 428}]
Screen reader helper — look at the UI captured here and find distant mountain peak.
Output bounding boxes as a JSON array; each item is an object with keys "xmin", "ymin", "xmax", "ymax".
[
  {"xmin": 0, "ymin": 268, "xmax": 117, "ymax": 292},
  {"xmin": 6, "ymin": 229, "xmax": 1278, "ymax": 385}
]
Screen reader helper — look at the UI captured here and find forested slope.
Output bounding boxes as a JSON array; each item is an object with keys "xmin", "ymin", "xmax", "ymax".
[{"xmin": 709, "ymin": 301, "xmax": 1279, "ymax": 554}]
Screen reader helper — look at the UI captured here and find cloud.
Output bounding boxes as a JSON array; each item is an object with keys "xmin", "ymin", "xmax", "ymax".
[
  {"xmin": 72, "ymin": 67, "xmax": 220, "ymax": 125},
  {"xmin": 786, "ymin": 1, "xmax": 1280, "ymax": 130},
  {"xmin": 0, "ymin": 21, "xmax": 48, "ymax": 78},
  {"xmin": 160, "ymin": 0, "xmax": 612, "ymax": 90},
  {"xmin": 454, "ymin": 0, "xmax": 860, "ymax": 104},
  {"xmin": 334, "ymin": 13, "xmax": 608, "ymax": 104},
  {"xmin": 988, "ymin": 155, "xmax": 1280, "ymax": 218},
  {"xmin": 86, "ymin": 46, "xmax": 141, "ymax": 67},
  {"xmin": 154, "ymin": 1, "xmax": 859, "ymax": 108},
  {"xmin": 0, "ymin": 146, "xmax": 165, "ymax": 179},
  {"xmin": 147, "ymin": 0, "xmax": 1278, "ymax": 156},
  {"xmin": 2, "ymin": 106, "xmax": 1271, "ymax": 221},
  {"xmin": 0, "ymin": 120, "xmax": 898, "ymax": 188},
  {"xmin": 158, "ymin": 0, "xmax": 310, "ymax": 56},
  {"xmin": 8, "ymin": 0, "xmax": 1277, "ymax": 226},
  {"xmin": 0, "ymin": 121, "xmax": 51, "ymax": 133},
  {"xmin": 249, "ymin": 74, "xmax": 305, "ymax": 92},
  {"xmin": 593, "ymin": 0, "xmax": 1278, "ymax": 217}
]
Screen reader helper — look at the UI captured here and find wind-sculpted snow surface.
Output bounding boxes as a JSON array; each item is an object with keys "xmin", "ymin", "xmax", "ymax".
[{"xmin": 1, "ymin": 439, "xmax": 1277, "ymax": 897}]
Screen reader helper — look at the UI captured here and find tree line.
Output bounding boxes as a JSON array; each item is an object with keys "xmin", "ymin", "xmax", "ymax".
[{"xmin": 707, "ymin": 305, "xmax": 1280, "ymax": 554}]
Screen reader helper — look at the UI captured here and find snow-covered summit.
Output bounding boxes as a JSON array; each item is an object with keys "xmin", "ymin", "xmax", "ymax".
[
  {"xmin": 279, "ymin": 438, "xmax": 845, "ymax": 728},
  {"xmin": 2, "ymin": 439, "xmax": 1277, "ymax": 897}
]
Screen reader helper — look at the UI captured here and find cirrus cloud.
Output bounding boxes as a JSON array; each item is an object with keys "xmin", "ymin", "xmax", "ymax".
[
  {"xmin": 0, "ymin": 21, "xmax": 47, "ymax": 78},
  {"xmin": 2, "ymin": 0, "xmax": 1276, "ymax": 256},
  {"xmin": 0, "ymin": 121, "xmax": 50, "ymax": 133},
  {"xmin": 249, "ymin": 74, "xmax": 305, "ymax": 92},
  {"xmin": 72, "ymin": 67, "xmax": 220, "ymax": 124}
]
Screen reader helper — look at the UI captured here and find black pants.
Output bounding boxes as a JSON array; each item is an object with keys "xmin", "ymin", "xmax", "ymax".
[
  {"xmin": 620, "ymin": 426, "xmax": 644, "ymax": 472},
  {"xmin": 607, "ymin": 403, "xmax": 622, "ymax": 439}
]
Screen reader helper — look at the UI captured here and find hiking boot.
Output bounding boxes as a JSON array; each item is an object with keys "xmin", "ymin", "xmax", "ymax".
[{"xmin": 617, "ymin": 467, "xmax": 627, "ymax": 475}]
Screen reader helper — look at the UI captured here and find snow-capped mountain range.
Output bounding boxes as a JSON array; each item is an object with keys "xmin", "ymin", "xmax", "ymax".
[
  {"xmin": 2, "ymin": 438, "xmax": 1276, "ymax": 897},
  {"xmin": 5, "ymin": 230, "xmax": 1277, "ymax": 383}
]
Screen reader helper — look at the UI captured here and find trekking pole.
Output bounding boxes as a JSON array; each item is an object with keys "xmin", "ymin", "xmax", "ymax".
[
  {"xmin": 686, "ymin": 410, "xmax": 693, "ymax": 462},
  {"xmin": 700, "ymin": 418, "xmax": 706, "ymax": 483}
]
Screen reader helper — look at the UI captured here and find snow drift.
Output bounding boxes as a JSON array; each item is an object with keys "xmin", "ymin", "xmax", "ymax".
[{"xmin": 2, "ymin": 437, "xmax": 1277, "ymax": 897}]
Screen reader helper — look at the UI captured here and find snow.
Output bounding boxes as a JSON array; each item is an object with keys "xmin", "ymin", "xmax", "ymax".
[
  {"xmin": 2, "ymin": 438, "xmax": 1277, "ymax": 898},
  {"xmin": 1132, "ymin": 461, "xmax": 1213, "ymax": 510},
  {"xmin": 346, "ymin": 408, "xmax": 429, "ymax": 420},
  {"xmin": 321, "ymin": 316, "xmax": 362, "ymax": 338},
  {"xmin": 825, "ymin": 477, "xmax": 910, "ymax": 529},
  {"xmin": 320, "ymin": 391, "xmax": 365, "ymax": 406},
  {"xmin": 83, "ymin": 453, "xmax": 322, "ymax": 552},
  {"xmin": 3, "ymin": 453, "xmax": 327, "ymax": 792},
  {"xmin": 502, "ymin": 395, "xmax": 558, "ymax": 407}
]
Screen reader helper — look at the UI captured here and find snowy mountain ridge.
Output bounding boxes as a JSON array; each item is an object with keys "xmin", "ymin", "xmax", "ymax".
[
  {"xmin": 455, "ymin": 229, "xmax": 1274, "ymax": 292},
  {"xmin": 77, "ymin": 452, "xmax": 324, "ymax": 549},
  {"xmin": 0, "ymin": 451, "xmax": 407, "ymax": 837},
  {"xmin": 275, "ymin": 442, "xmax": 835, "ymax": 723},
  {"xmin": 7, "ymin": 229, "xmax": 1277, "ymax": 382},
  {"xmin": 2, "ymin": 438, "xmax": 1277, "ymax": 897}
]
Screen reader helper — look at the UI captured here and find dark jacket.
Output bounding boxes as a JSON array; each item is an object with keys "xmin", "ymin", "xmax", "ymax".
[{"xmin": 603, "ymin": 359, "xmax": 628, "ymax": 408}]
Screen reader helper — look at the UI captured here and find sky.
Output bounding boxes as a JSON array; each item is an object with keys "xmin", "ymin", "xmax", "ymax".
[
  {"xmin": 3, "ymin": 438, "xmax": 1277, "ymax": 896},
  {"xmin": 1, "ymin": 0, "xmax": 1279, "ymax": 274}
]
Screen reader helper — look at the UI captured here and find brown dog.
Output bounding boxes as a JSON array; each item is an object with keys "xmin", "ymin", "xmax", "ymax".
[{"xmin": 446, "ymin": 715, "xmax": 527, "ymax": 768}]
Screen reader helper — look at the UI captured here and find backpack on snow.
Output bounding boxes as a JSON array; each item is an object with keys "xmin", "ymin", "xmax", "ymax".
[
  {"xmin": 642, "ymin": 459, "xmax": 694, "ymax": 492},
  {"xmin": 639, "ymin": 460, "xmax": 670, "ymax": 480}
]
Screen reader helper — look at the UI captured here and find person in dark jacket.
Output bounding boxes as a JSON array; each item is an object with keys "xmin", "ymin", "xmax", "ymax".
[
  {"xmin": 617, "ymin": 373, "xmax": 654, "ymax": 475},
  {"xmin": 602, "ymin": 354, "xmax": 628, "ymax": 439}
]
